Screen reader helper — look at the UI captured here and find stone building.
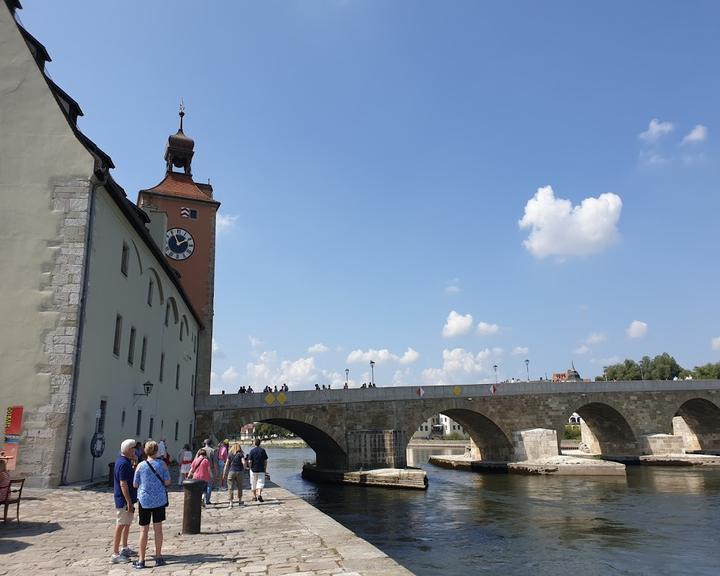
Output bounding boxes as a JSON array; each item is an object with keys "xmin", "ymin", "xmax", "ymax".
[{"xmin": 0, "ymin": 1, "xmax": 218, "ymax": 486}]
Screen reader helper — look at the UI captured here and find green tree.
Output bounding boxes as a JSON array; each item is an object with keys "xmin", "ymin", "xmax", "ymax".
[
  {"xmin": 598, "ymin": 353, "xmax": 684, "ymax": 381},
  {"xmin": 692, "ymin": 362, "xmax": 720, "ymax": 379},
  {"xmin": 647, "ymin": 352, "xmax": 683, "ymax": 380}
]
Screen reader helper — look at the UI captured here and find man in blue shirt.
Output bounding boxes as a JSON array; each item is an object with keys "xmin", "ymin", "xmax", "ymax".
[
  {"xmin": 247, "ymin": 439, "xmax": 269, "ymax": 503},
  {"xmin": 111, "ymin": 438, "xmax": 138, "ymax": 564}
]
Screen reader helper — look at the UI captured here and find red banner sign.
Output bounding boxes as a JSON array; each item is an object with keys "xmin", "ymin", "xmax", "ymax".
[{"xmin": 2, "ymin": 406, "xmax": 23, "ymax": 471}]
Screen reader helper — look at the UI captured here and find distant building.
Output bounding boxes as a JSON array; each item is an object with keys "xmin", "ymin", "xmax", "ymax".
[
  {"xmin": 552, "ymin": 364, "xmax": 589, "ymax": 383},
  {"xmin": 413, "ymin": 415, "xmax": 467, "ymax": 439},
  {"xmin": 0, "ymin": 2, "xmax": 217, "ymax": 486}
]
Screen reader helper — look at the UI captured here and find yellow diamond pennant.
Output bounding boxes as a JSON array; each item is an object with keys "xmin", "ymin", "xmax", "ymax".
[
  {"xmin": 452, "ymin": 386, "xmax": 462, "ymax": 396},
  {"xmin": 264, "ymin": 393, "xmax": 276, "ymax": 405},
  {"xmin": 277, "ymin": 391, "xmax": 287, "ymax": 405}
]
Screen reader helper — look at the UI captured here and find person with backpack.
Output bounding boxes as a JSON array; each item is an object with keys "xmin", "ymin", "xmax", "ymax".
[
  {"xmin": 131, "ymin": 440, "xmax": 170, "ymax": 569},
  {"xmin": 222, "ymin": 443, "xmax": 246, "ymax": 508}
]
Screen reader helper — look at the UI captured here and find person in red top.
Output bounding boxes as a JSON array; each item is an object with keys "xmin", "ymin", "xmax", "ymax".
[{"xmin": 188, "ymin": 449, "xmax": 212, "ymax": 507}]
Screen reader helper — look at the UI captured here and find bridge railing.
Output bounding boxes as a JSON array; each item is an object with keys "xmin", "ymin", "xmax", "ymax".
[{"xmin": 197, "ymin": 379, "xmax": 720, "ymax": 410}]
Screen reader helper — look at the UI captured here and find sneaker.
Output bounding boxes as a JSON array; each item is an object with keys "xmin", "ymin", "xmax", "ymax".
[
  {"xmin": 228, "ymin": 501, "xmax": 233, "ymax": 508},
  {"xmin": 132, "ymin": 560, "xmax": 146, "ymax": 569},
  {"xmin": 257, "ymin": 495, "xmax": 264, "ymax": 502},
  {"xmin": 201, "ymin": 500, "xmax": 206, "ymax": 508},
  {"xmin": 111, "ymin": 554, "xmax": 130, "ymax": 564},
  {"xmin": 120, "ymin": 547, "xmax": 137, "ymax": 557},
  {"xmin": 155, "ymin": 557, "xmax": 167, "ymax": 567}
]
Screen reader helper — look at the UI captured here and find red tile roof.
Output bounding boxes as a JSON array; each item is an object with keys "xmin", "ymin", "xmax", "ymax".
[{"xmin": 140, "ymin": 171, "xmax": 218, "ymax": 204}]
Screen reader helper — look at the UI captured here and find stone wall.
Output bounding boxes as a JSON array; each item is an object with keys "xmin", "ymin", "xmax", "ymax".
[
  {"xmin": 512, "ymin": 428, "xmax": 559, "ymax": 461},
  {"xmin": 639, "ymin": 434, "xmax": 685, "ymax": 455},
  {"xmin": 346, "ymin": 430, "xmax": 407, "ymax": 470},
  {"xmin": 18, "ymin": 179, "xmax": 92, "ymax": 486}
]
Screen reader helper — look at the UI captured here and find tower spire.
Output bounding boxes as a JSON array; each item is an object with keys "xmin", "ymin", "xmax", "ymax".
[
  {"xmin": 179, "ymin": 99, "xmax": 185, "ymax": 132},
  {"xmin": 165, "ymin": 102, "xmax": 194, "ymax": 175}
]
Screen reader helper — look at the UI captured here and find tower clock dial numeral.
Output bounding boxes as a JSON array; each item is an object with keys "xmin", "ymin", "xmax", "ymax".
[{"xmin": 165, "ymin": 228, "xmax": 195, "ymax": 260}]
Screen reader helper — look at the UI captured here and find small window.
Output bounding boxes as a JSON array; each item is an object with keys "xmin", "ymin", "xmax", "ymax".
[
  {"xmin": 175, "ymin": 364, "xmax": 180, "ymax": 390},
  {"xmin": 128, "ymin": 327, "xmax": 136, "ymax": 365},
  {"xmin": 121, "ymin": 409, "xmax": 126, "ymax": 427},
  {"xmin": 121, "ymin": 242, "xmax": 129, "ymax": 276},
  {"xmin": 165, "ymin": 303, "xmax": 170, "ymax": 327},
  {"xmin": 188, "ymin": 421, "xmax": 193, "ymax": 444},
  {"xmin": 140, "ymin": 337, "xmax": 147, "ymax": 372},
  {"xmin": 174, "ymin": 421, "xmax": 179, "ymax": 442},
  {"xmin": 147, "ymin": 279, "xmax": 154, "ymax": 306},
  {"xmin": 136, "ymin": 409, "xmax": 142, "ymax": 436},
  {"xmin": 97, "ymin": 400, "xmax": 107, "ymax": 434},
  {"xmin": 113, "ymin": 314, "xmax": 123, "ymax": 356},
  {"xmin": 159, "ymin": 353, "xmax": 165, "ymax": 382},
  {"xmin": 190, "ymin": 209, "xmax": 198, "ymax": 219},
  {"xmin": 149, "ymin": 417, "xmax": 154, "ymax": 438},
  {"xmin": 191, "ymin": 373, "xmax": 195, "ymax": 396}
]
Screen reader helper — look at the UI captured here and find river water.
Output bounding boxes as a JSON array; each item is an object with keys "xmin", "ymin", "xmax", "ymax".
[{"xmin": 264, "ymin": 446, "xmax": 720, "ymax": 576}]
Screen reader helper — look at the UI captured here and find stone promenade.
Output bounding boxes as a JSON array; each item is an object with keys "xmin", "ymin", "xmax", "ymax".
[{"xmin": 0, "ymin": 483, "xmax": 413, "ymax": 576}]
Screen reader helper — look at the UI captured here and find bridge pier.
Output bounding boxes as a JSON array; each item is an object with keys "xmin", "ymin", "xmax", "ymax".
[{"xmin": 346, "ymin": 430, "xmax": 407, "ymax": 470}]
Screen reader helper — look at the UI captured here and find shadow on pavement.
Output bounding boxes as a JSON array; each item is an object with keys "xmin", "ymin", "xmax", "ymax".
[
  {"xmin": 0, "ymin": 521, "xmax": 61, "ymax": 537},
  {"xmin": 0, "ymin": 539, "xmax": 31, "ymax": 553},
  {"xmin": 162, "ymin": 552, "xmax": 240, "ymax": 565}
]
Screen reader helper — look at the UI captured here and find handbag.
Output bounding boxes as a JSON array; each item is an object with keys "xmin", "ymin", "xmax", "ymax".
[{"xmin": 146, "ymin": 460, "xmax": 169, "ymax": 507}]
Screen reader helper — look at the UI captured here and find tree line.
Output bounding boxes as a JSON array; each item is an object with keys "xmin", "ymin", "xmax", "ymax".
[{"xmin": 598, "ymin": 352, "xmax": 720, "ymax": 381}]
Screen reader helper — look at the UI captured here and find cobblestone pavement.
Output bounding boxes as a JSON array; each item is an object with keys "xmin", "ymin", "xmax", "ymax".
[{"xmin": 0, "ymin": 483, "xmax": 413, "ymax": 576}]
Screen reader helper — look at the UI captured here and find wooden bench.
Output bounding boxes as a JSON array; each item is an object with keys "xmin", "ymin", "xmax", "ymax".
[{"xmin": 2, "ymin": 478, "xmax": 24, "ymax": 523}]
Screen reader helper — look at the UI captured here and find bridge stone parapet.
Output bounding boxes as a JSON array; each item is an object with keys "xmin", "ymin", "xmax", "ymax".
[{"xmin": 195, "ymin": 380, "xmax": 720, "ymax": 471}]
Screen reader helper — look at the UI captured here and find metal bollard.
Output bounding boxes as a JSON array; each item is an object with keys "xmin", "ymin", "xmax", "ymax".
[{"xmin": 182, "ymin": 479, "xmax": 207, "ymax": 534}]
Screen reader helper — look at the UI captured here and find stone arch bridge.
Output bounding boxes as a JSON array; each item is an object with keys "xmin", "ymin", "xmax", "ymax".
[{"xmin": 195, "ymin": 380, "xmax": 720, "ymax": 470}]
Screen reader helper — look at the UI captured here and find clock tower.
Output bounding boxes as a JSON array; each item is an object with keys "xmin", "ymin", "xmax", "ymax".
[{"xmin": 138, "ymin": 107, "xmax": 220, "ymax": 400}]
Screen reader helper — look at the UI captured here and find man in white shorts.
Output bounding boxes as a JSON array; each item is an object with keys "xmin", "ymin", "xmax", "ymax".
[{"xmin": 247, "ymin": 439, "xmax": 269, "ymax": 502}]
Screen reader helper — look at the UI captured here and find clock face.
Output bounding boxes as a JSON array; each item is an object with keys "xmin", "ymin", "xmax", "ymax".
[{"xmin": 165, "ymin": 228, "xmax": 195, "ymax": 260}]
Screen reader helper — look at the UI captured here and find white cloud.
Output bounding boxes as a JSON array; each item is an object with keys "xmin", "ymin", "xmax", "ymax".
[
  {"xmin": 399, "ymin": 347, "xmax": 420, "ymax": 364},
  {"xmin": 585, "ymin": 332, "xmax": 607, "ymax": 345},
  {"xmin": 442, "ymin": 310, "xmax": 473, "ymax": 338},
  {"xmin": 477, "ymin": 322, "xmax": 499, "ymax": 335},
  {"xmin": 308, "ymin": 343, "xmax": 329, "ymax": 354},
  {"xmin": 216, "ymin": 213, "xmax": 238, "ymax": 234},
  {"xmin": 421, "ymin": 347, "xmax": 501, "ymax": 385},
  {"xmin": 445, "ymin": 285, "xmax": 460, "ymax": 294},
  {"xmin": 248, "ymin": 335, "xmax": 263, "ymax": 348},
  {"xmin": 511, "ymin": 346, "xmax": 529, "ymax": 356},
  {"xmin": 212, "ymin": 338, "xmax": 225, "ymax": 358},
  {"xmin": 346, "ymin": 347, "xmax": 419, "ymax": 365},
  {"xmin": 519, "ymin": 186, "xmax": 622, "ymax": 259},
  {"xmin": 245, "ymin": 351, "xmax": 318, "ymax": 389},
  {"xmin": 681, "ymin": 124, "xmax": 708, "ymax": 145},
  {"xmin": 639, "ymin": 118, "xmax": 674, "ymax": 142},
  {"xmin": 210, "ymin": 371, "xmax": 217, "ymax": 384},
  {"xmin": 711, "ymin": 337, "xmax": 720, "ymax": 351},
  {"xmin": 626, "ymin": 320, "xmax": 648, "ymax": 339},
  {"xmin": 639, "ymin": 151, "xmax": 668, "ymax": 166},
  {"xmin": 573, "ymin": 345, "xmax": 590, "ymax": 355},
  {"xmin": 221, "ymin": 366, "xmax": 239, "ymax": 383}
]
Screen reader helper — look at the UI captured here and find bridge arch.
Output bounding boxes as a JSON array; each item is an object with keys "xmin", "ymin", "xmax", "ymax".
[
  {"xmin": 207, "ymin": 411, "xmax": 348, "ymax": 470},
  {"xmin": 673, "ymin": 397, "xmax": 720, "ymax": 453},
  {"xmin": 573, "ymin": 402, "xmax": 638, "ymax": 457},
  {"xmin": 410, "ymin": 407, "xmax": 513, "ymax": 461}
]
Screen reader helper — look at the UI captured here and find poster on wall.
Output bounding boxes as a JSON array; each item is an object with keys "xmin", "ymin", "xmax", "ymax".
[{"xmin": 2, "ymin": 406, "xmax": 23, "ymax": 471}]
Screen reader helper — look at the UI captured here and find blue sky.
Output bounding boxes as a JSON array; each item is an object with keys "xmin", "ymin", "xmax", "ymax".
[{"xmin": 19, "ymin": 1, "xmax": 720, "ymax": 390}]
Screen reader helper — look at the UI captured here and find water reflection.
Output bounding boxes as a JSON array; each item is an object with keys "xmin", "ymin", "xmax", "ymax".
[{"xmin": 266, "ymin": 447, "xmax": 720, "ymax": 576}]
